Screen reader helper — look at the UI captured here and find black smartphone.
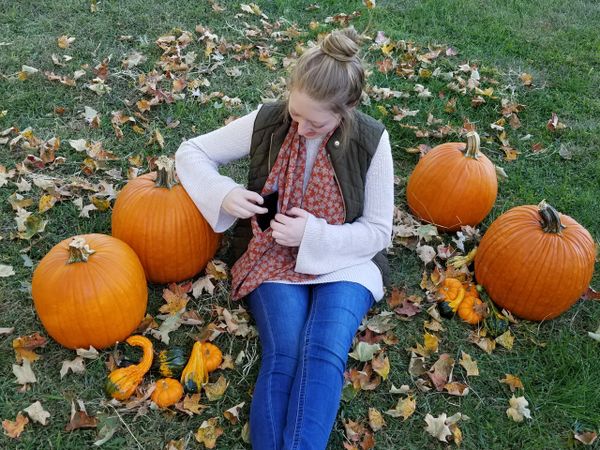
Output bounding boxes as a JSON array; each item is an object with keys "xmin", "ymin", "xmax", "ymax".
[{"xmin": 257, "ymin": 191, "xmax": 279, "ymax": 231}]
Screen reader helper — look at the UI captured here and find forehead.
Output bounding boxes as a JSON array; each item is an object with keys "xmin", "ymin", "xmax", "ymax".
[{"xmin": 288, "ymin": 90, "xmax": 337, "ymax": 123}]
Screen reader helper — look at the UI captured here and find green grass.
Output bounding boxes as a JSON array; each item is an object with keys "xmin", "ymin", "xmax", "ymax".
[{"xmin": 1, "ymin": 0, "xmax": 599, "ymax": 448}]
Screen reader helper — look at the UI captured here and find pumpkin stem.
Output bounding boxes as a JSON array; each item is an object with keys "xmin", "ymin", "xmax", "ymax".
[
  {"xmin": 155, "ymin": 155, "xmax": 179, "ymax": 189},
  {"xmin": 67, "ymin": 236, "xmax": 96, "ymax": 263},
  {"xmin": 538, "ymin": 200, "xmax": 566, "ymax": 234},
  {"xmin": 464, "ymin": 131, "xmax": 481, "ymax": 159}
]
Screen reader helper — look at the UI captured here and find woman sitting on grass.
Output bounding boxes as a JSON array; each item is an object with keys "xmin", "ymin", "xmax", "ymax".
[{"xmin": 176, "ymin": 27, "xmax": 394, "ymax": 449}]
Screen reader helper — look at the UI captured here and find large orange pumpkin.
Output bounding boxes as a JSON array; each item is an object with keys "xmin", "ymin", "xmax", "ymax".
[
  {"xmin": 474, "ymin": 201, "xmax": 596, "ymax": 321},
  {"xmin": 32, "ymin": 234, "xmax": 147, "ymax": 349},
  {"xmin": 111, "ymin": 155, "xmax": 220, "ymax": 283},
  {"xmin": 406, "ymin": 131, "xmax": 497, "ymax": 231}
]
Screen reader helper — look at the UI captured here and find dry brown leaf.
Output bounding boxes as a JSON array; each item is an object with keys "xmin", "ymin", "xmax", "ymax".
[
  {"xmin": 385, "ymin": 395, "xmax": 416, "ymax": 421},
  {"xmin": 506, "ymin": 395, "xmax": 531, "ymax": 422},
  {"xmin": 13, "ymin": 359, "xmax": 37, "ymax": 386},
  {"xmin": 428, "ymin": 354, "xmax": 454, "ymax": 391},
  {"xmin": 574, "ymin": 431, "xmax": 597, "ymax": 446},
  {"xmin": 160, "ymin": 283, "xmax": 191, "ymax": 314},
  {"xmin": 65, "ymin": 400, "xmax": 98, "ymax": 431},
  {"xmin": 368, "ymin": 407, "xmax": 385, "ymax": 432},
  {"xmin": 499, "ymin": 374, "xmax": 524, "ymax": 392},
  {"xmin": 444, "ymin": 382, "xmax": 469, "ymax": 396},
  {"xmin": 371, "ymin": 352, "xmax": 390, "ymax": 380},
  {"xmin": 195, "ymin": 417, "xmax": 224, "ymax": 449},
  {"xmin": 459, "ymin": 351, "xmax": 479, "ymax": 376},
  {"xmin": 2, "ymin": 412, "xmax": 29, "ymax": 439},
  {"xmin": 13, "ymin": 332, "xmax": 47, "ymax": 363},
  {"xmin": 60, "ymin": 357, "xmax": 86, "ymax": 378},
  {"xmin": 223, "ymin": 402, "xmax": 245, "ymax": 425},
  {"xmin": 204, "ymin": 375, "xmax": 229, "ymax": 401}
]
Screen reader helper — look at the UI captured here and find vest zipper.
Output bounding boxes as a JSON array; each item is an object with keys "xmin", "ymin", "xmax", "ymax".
[
  {"xmin": 268, "ymin": 132, "xmax": 274, "ymax": 173},
  {"xmin": 327, "ymin": 153, "xmax": 347, "ymax": 219}
]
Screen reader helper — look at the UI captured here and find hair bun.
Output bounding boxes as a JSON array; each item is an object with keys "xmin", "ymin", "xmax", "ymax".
[{"xmin": 320, "ymin": 27, "xmax": 361, "ymax": 62}]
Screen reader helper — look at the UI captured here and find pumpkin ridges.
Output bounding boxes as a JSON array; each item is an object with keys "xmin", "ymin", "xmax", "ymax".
[
  {"xmin": 406, "ymin": 134, "xmax": 497, "ymax": 231},
  {"xmin": 32, "ymin": 234, "xmax": 147, "ymax": 349},
  {"xmin": 474, "ymin": 204, "xmax": 595, "ymax": 320}
]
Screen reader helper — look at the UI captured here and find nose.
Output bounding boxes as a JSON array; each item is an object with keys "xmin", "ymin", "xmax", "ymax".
[{"xmin": 297, "ymin": 120, "xmax": 312, "ymax": 136}]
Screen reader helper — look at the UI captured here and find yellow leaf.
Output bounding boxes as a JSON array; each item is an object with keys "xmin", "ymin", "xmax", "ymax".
[
  {"xmin": 90, "ymin": 196, "xmax": 110, "ymax": 211},
  {"xmin": 459, "ymin": 351, "xmax": 479, "ymax": 376},
  {"xmin": 368, "ymin": 407, "xmax": 385, "ymax": 431},
  {"xmin": 385, "ymin": 395, "xmax": 416, "ymax": 420},
  {"xmin": 499, "ymin": 374, "xmax": 524, "ymax": 392},
  {"xmin": 371, "ymin": 352, "xmax": 390, "ymax": 380},
  {"xmin": 204, "ymin": 375, "xmax": 228, "ymax": 401},
  {"xmin": 381, "ymin": 42, "xmax": 395, "ymax": 56},
  {"xmin": 423, "ymin": 333, "xmax": 439, "ymax": 354},
  {"xmin": 57, "ymin": 35, "xmax": 75, "ymax": 49},
  {"xmin": 195, "ymin": 417, "xmax": 224, "ymax": 448},
  {"xmin": 38, "ymin": 194, "xmax": 57, "ymax": 213},
  {"xmin": 495, "ymin": 330, "xmax": 514, "ymax": 350}
]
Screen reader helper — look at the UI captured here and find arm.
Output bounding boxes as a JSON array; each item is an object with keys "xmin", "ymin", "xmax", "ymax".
[
  {"xmin": 294, "ymin": 130, "xmax": 394, "ymax": 275},
  {"xmin": 175, "ymin": 108, "xmax": 261, "ymax": 232}
]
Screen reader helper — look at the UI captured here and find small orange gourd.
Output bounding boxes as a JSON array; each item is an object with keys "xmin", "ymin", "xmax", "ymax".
[
  {"xmin": 151, "ymin": 378, "xmax": 184, "ymax": 408},
  {"xmin": 457, "ymin": 296, "xmax": 486, "ymax": 324},
  {"xmin": 439, "ymin": 278, "xmax": 465, "ymax": 312},
  {"xmin": 106, "ymin": 335, "xmax": 154, "ymax": 400}
]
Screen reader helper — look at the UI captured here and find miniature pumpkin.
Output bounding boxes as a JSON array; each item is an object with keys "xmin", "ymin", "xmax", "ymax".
[
  {"xmin": 438, "ymin": 278, "xmax": 465, "ymax": 312},
  {"xmin": 111, "ymin": 155, "xmax": 221, "ymax": 284},
  {"xmin": 155, "ymin": 347, "xmax": 188, "ymax": 378},
  {"xmin": 474, "ymin": 201, "xmax": 596, "ymax": 321},
  {"xmin": 406, "ymin": 131, "xmax": 497, "ymax": 231},
  {"xmin": 106, "ymin": 335, "xmax": 153, "ymax": 400},
  {"xmin": 201, "ymin": 342, "xmax": 223, "ymax": 373},
  {"xmin": 151, "ymin": 378, "xmax": 184, "ymax": 408},
  {"xmin": 180, "ymin": 341, "xmax": 222, "ymax": 393},
  {"xmin": 32, "ymin": 234, "xmax": 147, "ymax": 349},
  {"xmin": 457, "ymin": 296, "xmax": 486, "ymax": 324}
]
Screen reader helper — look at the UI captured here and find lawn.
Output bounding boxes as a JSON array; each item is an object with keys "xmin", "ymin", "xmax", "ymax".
[{"xmin": 1, "ymin": 0, "xmax": 599, "ymax": 449}]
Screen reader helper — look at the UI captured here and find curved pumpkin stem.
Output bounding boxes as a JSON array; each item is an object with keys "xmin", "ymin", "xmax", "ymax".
[
  {"xmin": 155, "ymin": 155, "xmax": 179, "ymax": 189},
  {"xmin": 538, "ymin": 200, "xmax": 566, "ymax": 234},
  {"xmin": 464, "ymin": 131, "xmax": 481, "ymax": 159},
  {"xmin": 68, "ymin": 236, "xmax": 96, "ymax": 264}
]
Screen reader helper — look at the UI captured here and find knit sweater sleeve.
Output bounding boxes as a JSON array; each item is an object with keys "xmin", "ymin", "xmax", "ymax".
[
  {"xmin": 174, "ymin": 108, "xmax": 261, "ymax": 233},
  {"xmin": 295, "ymin": 130, "xmax": 394, "ymax": 275}
]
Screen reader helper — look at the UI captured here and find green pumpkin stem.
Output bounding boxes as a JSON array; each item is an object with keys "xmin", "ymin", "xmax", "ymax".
[
  {"xmin": 67, "ymin": 236, "xmax": 96, "ymax": 263},
  {"xmin": 538, "ymin": 200, "xmax": 566, "ymax": 234},
  {"xmin": 155, "ymin": 155, "xmax": 179, "ymax": 189},
  {"xmin": 464, "ymin": 131, "xmax": 481, "ymax": 159}
]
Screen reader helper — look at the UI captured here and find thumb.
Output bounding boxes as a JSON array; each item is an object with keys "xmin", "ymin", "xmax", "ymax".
[{"xmin": 287, "ymin": 207, "xmax": 308, "ymax": 217}]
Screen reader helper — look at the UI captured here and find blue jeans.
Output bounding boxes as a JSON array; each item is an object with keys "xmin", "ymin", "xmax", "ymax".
[{"xmin": 247, "ymin": 281, "xmax": 374, "ymax": 450}]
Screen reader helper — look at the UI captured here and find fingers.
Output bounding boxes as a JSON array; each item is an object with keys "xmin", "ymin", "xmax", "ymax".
[{"xmin": 286, "ymin": 207, "xmax": 308, "ymax": 217}]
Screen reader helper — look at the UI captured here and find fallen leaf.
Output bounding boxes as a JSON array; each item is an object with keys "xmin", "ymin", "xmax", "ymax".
[
  {"xmin": 57, "ymin": 35, "xmax": 75, "ymax": 48},
  {"xmin": 2, "ymin": 412, "xmax": 29, "ymax": 439},
  {"xmin": 204, "ymin": 375, "xmax": 229, "ymax": 401},
  {"xmin": 149, "ymin": 312, "xmax": 183, "ymax": 344},
  {"xmin": 368, "ymin": 407, "xmax": 385, "ymax": 431},
  {"xmin": 348, "ymin": 341, "xmax": 381, "ymax": 362},
  {"xmin": 65, "ymin": 400, "xmax": 98, "ymax": 431},
  {"xmin": 93, "ymin": 416, "xmax": 119, "ymax": 446},
  {"xmin": 428, "ymin": 354, "xmax": 454, "ymax": 391},
  {"xmin": 13, "ymin": 359, "xmax": 37, "ymax": 386},
  {"xmin": 444, "ymin": 382, "xmax": 469, "ymax": 396},
  {"xmin": 546, "ymin": 112, "xmax": 566, "ymax": 132},
  {"xmin": 0, "ymin": 264, "xmax": 15, "ymax": 277},
  {"xmin": 60, "ymin": 357, "xmax": 86, "ymax": 378},
  {"xmin": 519, "ymin": 72, "xmax": 533, "ymax": 86},
  {"xmin": 459, "ymin": 351, "xmax": 479, "ymax": 376},
  {"xmin": 76, "ymin": 346, "xmax": 99, "ymax": 359},
  {"xmin": 385, "ymin": 395, "xmax": 416, "ymax": 421},
  {"xmin": 574, "ymin": 431, "xmax": 597, "ymax": 446},
  {"xmin": 499, "ymin": 374, "xmax": 524, "ymax": 392},
  {"xmin": 506, "ymin": 395, "xmax": 531, "ymax": 422},
  {"xmin": 424, "ymin": 413, "xmax": 452, "ymax": 442},
  {"xmin": 160, "ymin": 283, "xmax": 190, "ymax": 314},
  {"xmin": 195, "ymin": 417, "xmax": 224, "ymax": 449},
  {"xmin": 12, "ymin": 332, "xmax": 47, "ymax": 363},
  {"xmin": 24, "ymin": 401, "xmax": 50, "ymax": 425},
  {"xmin": 588, "ymin": 324, "xmax": 600, "ymax": 342},
  {"xmin": 371, "ymin": 352, "xmax": 390, "ymax": 380},
  {"xmin": 0, "ymin": 327, "xmax": 14, "ymax": 335},
  {"xmin": 223, "ymin": 402, "xmax": 245, "ymax": 425},
  {"xmin": 495, "ymin": 330, "xmax": 515, "ymax": 349}
]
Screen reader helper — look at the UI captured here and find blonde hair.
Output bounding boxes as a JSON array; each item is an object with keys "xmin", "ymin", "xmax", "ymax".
[{"xmin": 286, "ymin": 27, "xmax": 364, "ymax": 143}]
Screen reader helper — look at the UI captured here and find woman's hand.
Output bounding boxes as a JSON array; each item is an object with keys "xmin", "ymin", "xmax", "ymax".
[
  {"xmin": 222, "ymin": 187, "xmax": 268, "ymax": 219},
  {"xmin": 271, "ymin": 207, "xmax": 309, "ymax": 247}
]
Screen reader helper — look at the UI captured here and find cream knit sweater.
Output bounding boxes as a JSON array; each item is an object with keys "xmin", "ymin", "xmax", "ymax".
[{"xmin": 175, "ymin": 106, "xmax": 394, "ymax": 301}]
